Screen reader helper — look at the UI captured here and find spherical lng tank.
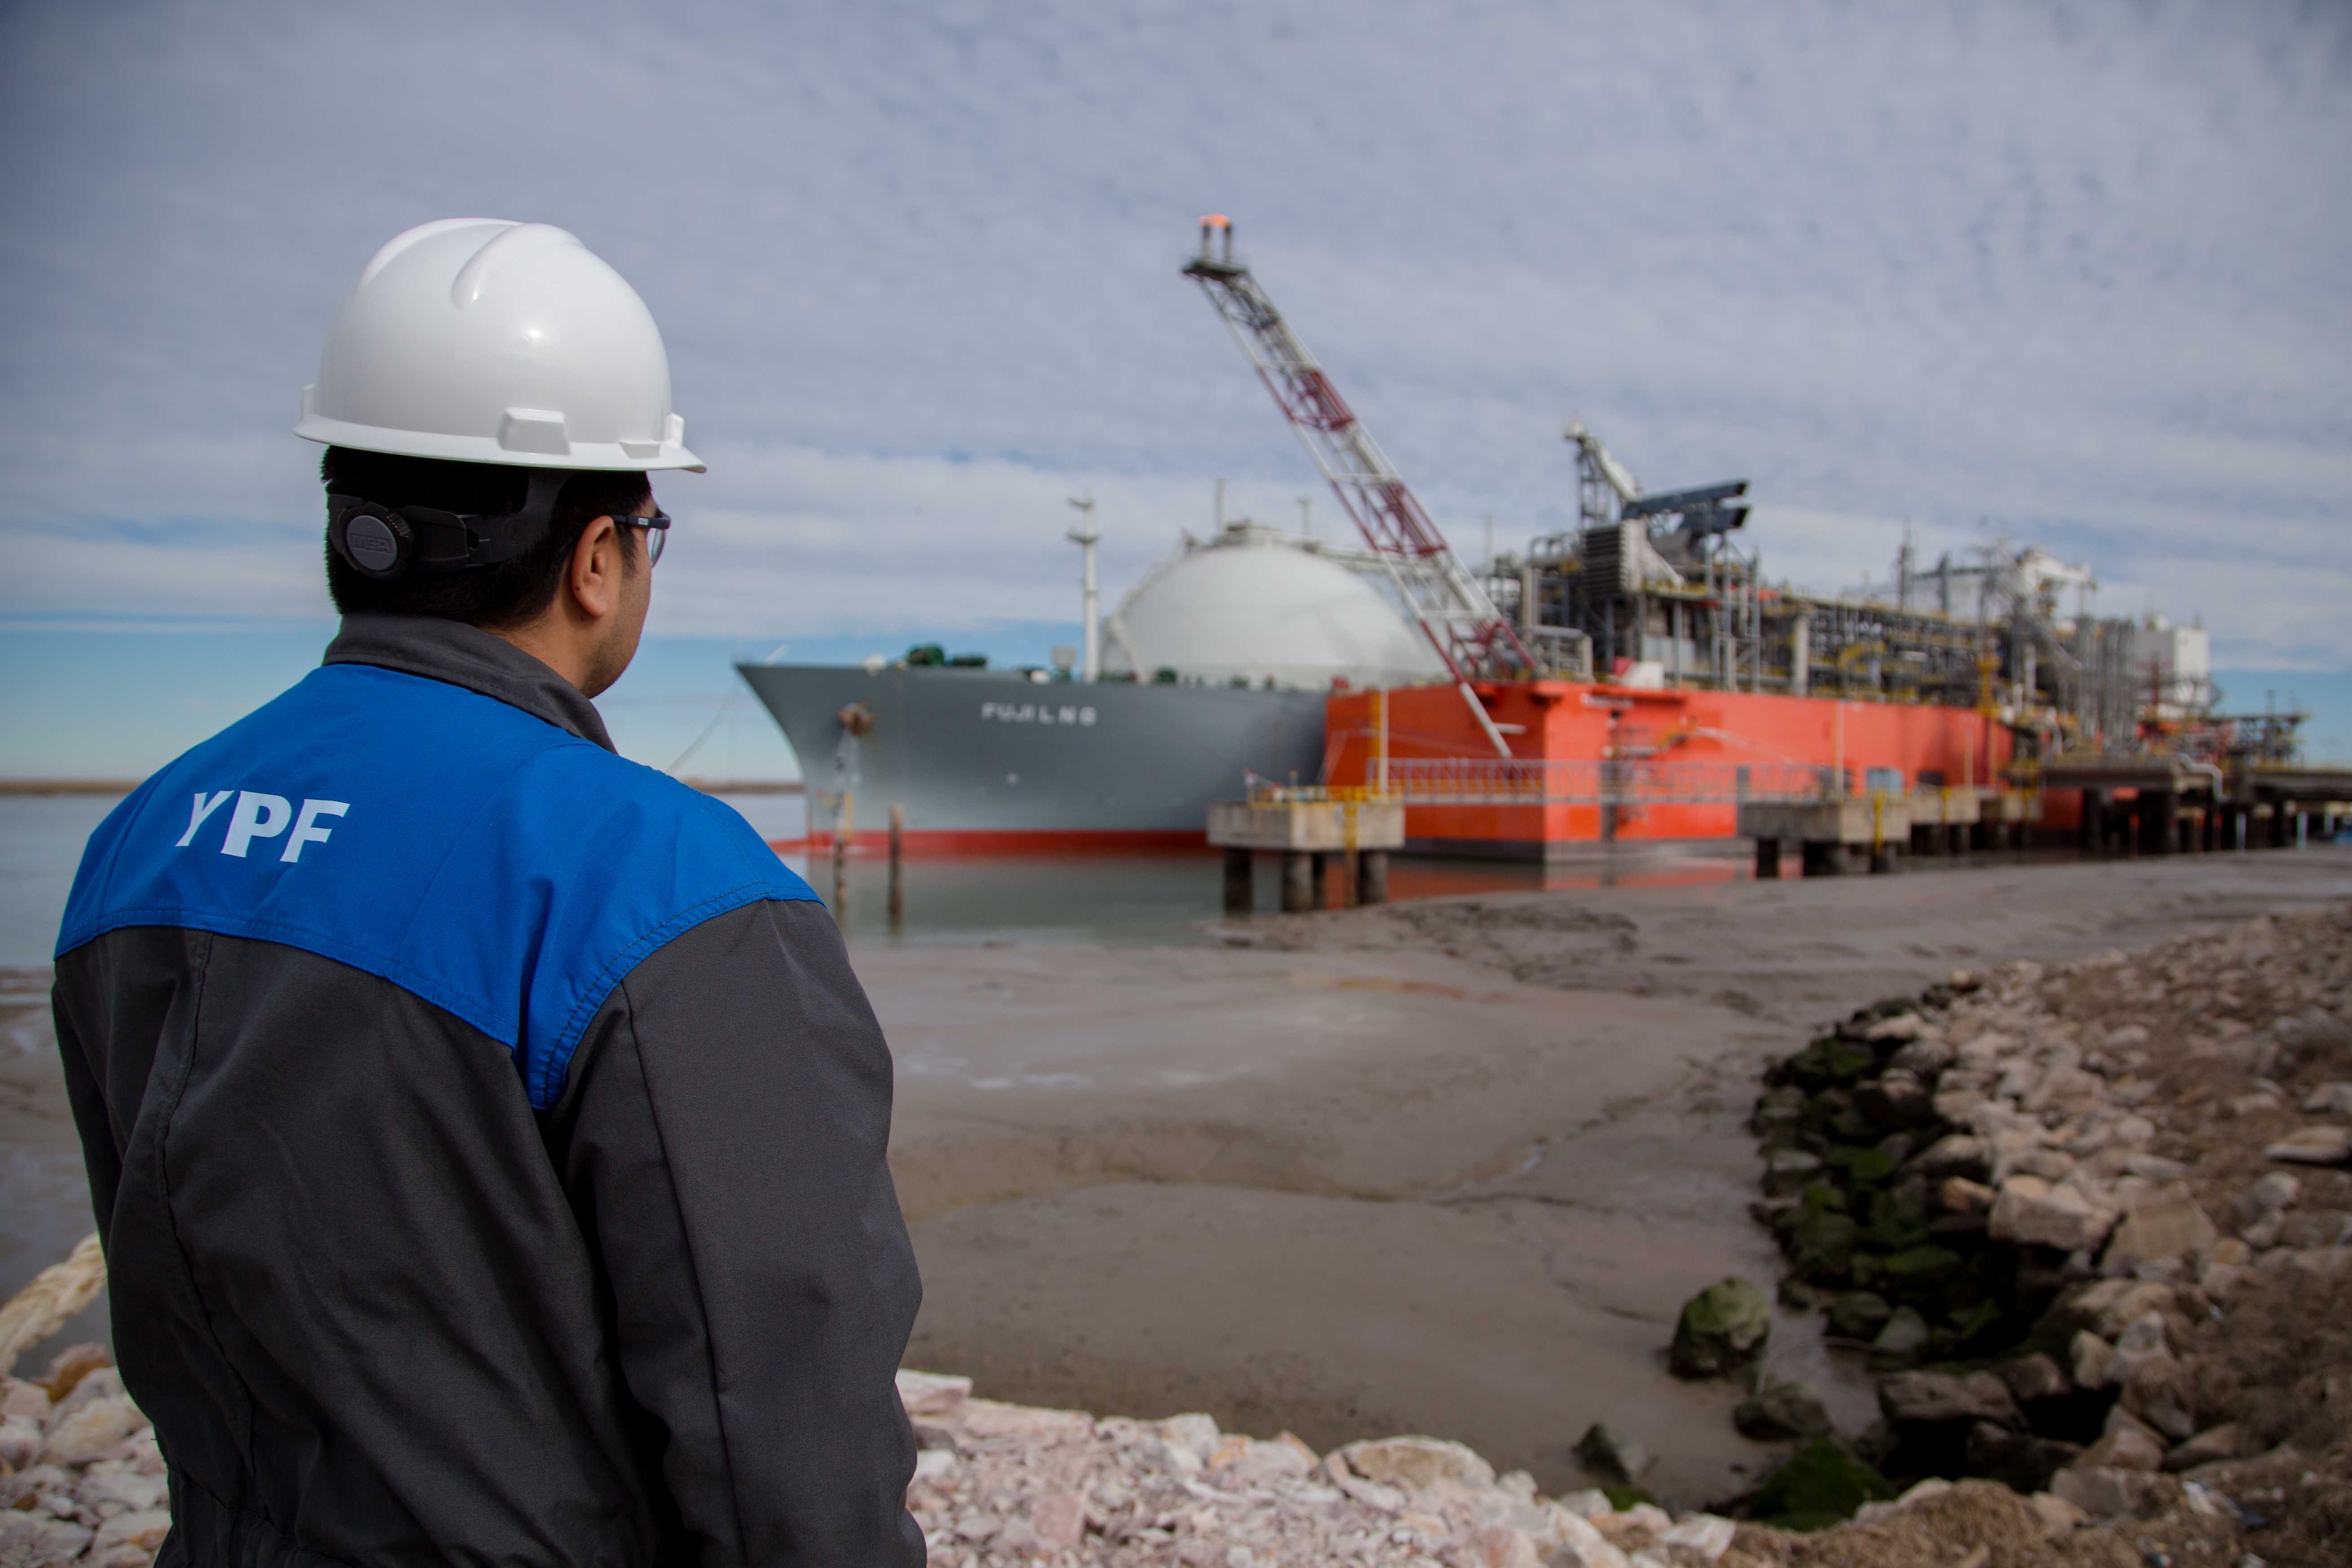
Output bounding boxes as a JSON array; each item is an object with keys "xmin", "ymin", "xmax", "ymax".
[{"xmin": 1102, "ymin": 530, "xmax": 1446, "ymax": 690}]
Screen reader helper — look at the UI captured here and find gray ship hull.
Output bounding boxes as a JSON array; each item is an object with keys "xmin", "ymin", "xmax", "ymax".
[{"xmin": 735, "ymin": 663, "xmax": 1330, "ymax": 843}]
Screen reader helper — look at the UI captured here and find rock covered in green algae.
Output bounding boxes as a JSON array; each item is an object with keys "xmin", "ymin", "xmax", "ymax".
[
  {"xmin": 1668, "ymin": 1276, "xmax": 1771, "ymax": 1379},
  {"xmin": 1825, "ymin": 1290, "xmax": 1892, "ymax": 1340},
  {"xmin": 1746, "ymin": 1436, "xmax": 1900, "ymax": 1531}
]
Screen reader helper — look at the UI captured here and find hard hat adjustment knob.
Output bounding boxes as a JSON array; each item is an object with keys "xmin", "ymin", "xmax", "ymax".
[{"xmin": 329, "ymin": 499, "xmax": 415, "ymax": 580}]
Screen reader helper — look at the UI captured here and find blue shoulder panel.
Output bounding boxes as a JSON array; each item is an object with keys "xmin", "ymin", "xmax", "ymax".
[{"xmin": 57, "ymin": 663, "xmax": 818, "ymax": 1109}]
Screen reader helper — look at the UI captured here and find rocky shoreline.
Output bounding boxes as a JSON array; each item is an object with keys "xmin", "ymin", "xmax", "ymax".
[
  {"xmin": 0, "ymin": 1239, "xmax": 168, "ymax": 1565},
  {"xmin": 895, "ymin": 904, "xmax": 2352, "ymax": 1567},
  {"xmin": 1721, "ymin": 903, "xmax": 2352, "ymax": 1562},
  {"xmin": 4, "ymin": 905, "xmax": 2345, "ymax": 1566}
]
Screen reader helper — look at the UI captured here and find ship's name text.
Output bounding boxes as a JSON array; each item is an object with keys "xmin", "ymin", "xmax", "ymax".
[{"xmin": 980, "ymin": 701, "xmax": 1098, "ymax": 727}]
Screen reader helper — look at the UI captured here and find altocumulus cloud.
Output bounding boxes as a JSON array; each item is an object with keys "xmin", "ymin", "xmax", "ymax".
[{"xmin": 0, "ymin": 0, "xmax": 2345, "ymax": 663}]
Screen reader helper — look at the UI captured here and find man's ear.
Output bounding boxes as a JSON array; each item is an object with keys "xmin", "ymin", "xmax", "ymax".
[{"xmin": 566, "ymin": 515, "xmax": 622, "ymax": 621}]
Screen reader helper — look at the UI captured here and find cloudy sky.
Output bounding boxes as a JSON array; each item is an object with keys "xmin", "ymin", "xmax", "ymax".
[{"xmin": 2, "ymin": 0, "xmax": 2347, "ymax": 772}]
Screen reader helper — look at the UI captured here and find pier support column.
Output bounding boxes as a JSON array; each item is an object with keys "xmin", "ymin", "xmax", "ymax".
[
  {"xmin": 1280, "ymin": 851, "xmax": 1314, "ymax": 913},
  {"xmin": 2081, "ymin": 794, "xmax": 2105, "ymax": 857},
  {"xmin": 1223, "ymin": 848, "xmax": 1253, "ymax": 915},
  {"xmin": 2152, "ymin": 791, "xmax": 2178, "ymax": 857},
  {"xmin": 1947, "ymin": 824, "xmax": 1967, "ymax": 856},
  {"xmin": 1358, "ymin": 851, "xmax": 1390, "ymax": 905},
  {"xmin": 1869, "ymin": 839, "xmax": 1899, "ymax": 875},
  {"xmin": 1754, "ymin": 837, "xmax": 1782, "ymax": 880},
  {"xmin": 1309, "ymin": 852, "xmax": 1330, "ymax": 909},
  {"xmin": 1800, "ymin": 841, "xmax": 1840, "ymax": 877},
  {"xmin": 2269, "ymin": 804, "xmax": 2290, "ymax": 849}
]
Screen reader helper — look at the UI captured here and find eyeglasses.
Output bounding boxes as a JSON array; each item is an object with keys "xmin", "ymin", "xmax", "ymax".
[{"xmin": 618, "ymin": 506, "xmax": 672, "ymax": 566}]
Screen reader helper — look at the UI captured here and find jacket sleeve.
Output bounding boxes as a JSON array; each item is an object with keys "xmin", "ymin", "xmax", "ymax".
[{"xmin": 547, "ymin": 897, "xmax": 924, "ymax": 1566}]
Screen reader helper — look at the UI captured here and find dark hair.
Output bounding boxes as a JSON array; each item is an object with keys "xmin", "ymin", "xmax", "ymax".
[{"xmin": 321, "ymin": 447, "xmax": 651, "ymax": 629}]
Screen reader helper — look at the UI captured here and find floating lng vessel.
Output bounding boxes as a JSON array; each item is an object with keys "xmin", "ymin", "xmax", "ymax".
[{"xmin": 738, "ymin": 217, "xmax": 2310, "ymax": 859}]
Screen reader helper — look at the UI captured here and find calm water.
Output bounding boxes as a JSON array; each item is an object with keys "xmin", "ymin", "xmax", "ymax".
[{"xmin": 1, "ymin": 792, "xmax": 1761, "ymax": 969}]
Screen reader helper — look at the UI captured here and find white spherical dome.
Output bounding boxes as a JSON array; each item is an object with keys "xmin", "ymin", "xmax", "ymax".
[{"xmin": 1103, "ymin": 534, "xmax": 1445, "ymax": 689}]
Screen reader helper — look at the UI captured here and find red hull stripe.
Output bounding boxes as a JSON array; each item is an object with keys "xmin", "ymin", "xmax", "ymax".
[{"xmin": 772, "ymin": 828, "xmax": 1210, "ymax": 857}]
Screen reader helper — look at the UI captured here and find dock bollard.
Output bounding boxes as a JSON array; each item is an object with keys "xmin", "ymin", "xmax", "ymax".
[
  {"xmin": 888, "ymin": 804, "xmax": 905, "ymax": 926},
  {"xmin": 1223, "ymin": 848, "xmax": 1252, "ymax": 915}
]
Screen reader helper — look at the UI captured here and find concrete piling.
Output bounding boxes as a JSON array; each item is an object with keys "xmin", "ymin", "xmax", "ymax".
[
  {"xmin": 1280, "ymin": 851, "xmax": 1314, "ymax": 914},
  {"xmin": 1223, "ymin": 848, "xmax": 1253, "ymax": 914},
  {"xmin": 1358, "ymin": 850, "xmax": 1390, "ymax": 905}
]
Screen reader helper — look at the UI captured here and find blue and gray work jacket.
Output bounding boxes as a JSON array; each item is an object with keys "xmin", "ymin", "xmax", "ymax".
[{"xmin": 52, "ymin": 613, "xmax": 924, "ymax": 1566}]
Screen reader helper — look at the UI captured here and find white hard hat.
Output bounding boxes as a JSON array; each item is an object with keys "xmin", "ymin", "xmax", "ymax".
[{"xmin": 296, "ymin": 219, "xmax": 704, "ymax": 472}]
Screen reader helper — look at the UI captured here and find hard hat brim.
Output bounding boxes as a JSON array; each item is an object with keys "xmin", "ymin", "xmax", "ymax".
[{"xmin": 296, "ymin": 411, "xmax": 706, "ymax": 473}]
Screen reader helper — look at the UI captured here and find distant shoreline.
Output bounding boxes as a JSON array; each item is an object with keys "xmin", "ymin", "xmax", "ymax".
[
  {"xmin": 0, "ymin": 777, "xmax": 802, "ymax": 798},
  {"xmin": 0, "ymin": 780, "xmax": 139, "ymax": 796}
]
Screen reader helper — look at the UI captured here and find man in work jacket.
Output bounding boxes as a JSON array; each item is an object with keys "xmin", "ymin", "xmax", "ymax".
[{"xmin": 51, "ymin": 220, "xmax": 924, "ymax": 1564}]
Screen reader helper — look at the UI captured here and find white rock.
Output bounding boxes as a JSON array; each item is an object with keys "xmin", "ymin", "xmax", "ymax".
[
  {"xmin": 0, "ymin": 1512, "xmax": 94, "ymax": 1568},
  {"xmin": 1451, "ymin": 1524, "xmax": 1542, "ymax": 1568},
  {"xmin": 1341, "ymin": 1435, "xmax": 1496, "ymax": 1493},
  {"xmin": 1990, "ymin": 1175, "xmax": 2118, "ymax": 1252},
  {"xmin": 1159, "ymin": 1412, "xmax": 1222, "ymax": 1461},
  {"xmin": 2265, "ymin": 1126, "xmax": 2352, "ymax": 1165},
  {"xmin": 2303, "ymin": 1082, "xmax": 2352, "ymax": 1115},
  {"xmin": 85, "ymin": 1510, "xmax": 172, "ymax": 1568},
  {"xmin": 1660, "ymin": 1514, "xmax": 1737, "ymax": 1559},
  {"xmin": 1546, "ymin": 1511, "xmax": 1632, "ymax": 1568},
  {"xmin": 37, "ymin": 1394, "xmax": 148, "ymax": 1466},
  {"xmin": 0, "ymin": 1415, "xmax": 41, "ymax": 1470},
  {"xmin": 42, "ymin": 1366, "xmax": 124, "ymax": 1431},
  {"xmin": 912, "ymin": 1448, "xmax": 957, "ymax": 1481},
  {"xmin": 894, "ymin": 1369, "xmax": 972, "ymax": 1417},
  {"xmin": 0, "ymin": 1378, "xmax": 49, "ymax": 1423},
  {"xmin": 76, "ymin": 1463, "xmax": 169, "ymax": 1514}
]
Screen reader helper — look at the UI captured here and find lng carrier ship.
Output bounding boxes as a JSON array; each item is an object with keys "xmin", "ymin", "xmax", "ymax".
[{"xmin": 739, "ymin": 217, "xmax": 2261, "ymax": 858}]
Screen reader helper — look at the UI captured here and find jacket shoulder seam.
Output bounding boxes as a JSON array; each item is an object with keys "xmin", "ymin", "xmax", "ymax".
[{"xmin": 534, "ymin": 883, "xmax": 815, "ymax": 1109}]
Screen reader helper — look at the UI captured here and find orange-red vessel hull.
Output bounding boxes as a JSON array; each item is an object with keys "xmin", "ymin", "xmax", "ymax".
[{"xmin": 1326, "ymin": 681, "xmax": 2018, "ymax": 858}]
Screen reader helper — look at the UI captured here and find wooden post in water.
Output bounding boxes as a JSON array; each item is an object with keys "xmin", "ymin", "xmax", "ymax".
[
  {"xmin": 830, "ymin": 791, "xmax": 853, "ymax": 926},
  {"xmin": 887, "ymin": 804, "xmax": 905, "ymax": 927}
]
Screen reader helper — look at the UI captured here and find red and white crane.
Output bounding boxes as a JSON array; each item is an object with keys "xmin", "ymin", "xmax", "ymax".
[{"xmin": 1182, "ymin": 215, "xmax": 1530, "ymax": 756}]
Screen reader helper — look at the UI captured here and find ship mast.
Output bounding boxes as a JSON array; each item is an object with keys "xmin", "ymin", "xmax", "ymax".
[{"xmin": 1181, "ymin": 216, "xmax": 1530, "ymax": 757}]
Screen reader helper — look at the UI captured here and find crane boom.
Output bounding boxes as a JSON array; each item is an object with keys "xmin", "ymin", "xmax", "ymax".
[{"xmin": 1181, "ymin": 216, "xmax": 1530, "ymax": 756}]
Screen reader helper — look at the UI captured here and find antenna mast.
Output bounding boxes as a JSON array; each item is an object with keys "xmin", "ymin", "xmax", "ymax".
[{"xmin": 1182, "ymin": 215, "xmax": 1530, "ymax": 756}]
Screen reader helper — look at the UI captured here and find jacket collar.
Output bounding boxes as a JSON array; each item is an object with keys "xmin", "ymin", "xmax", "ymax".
[{"xmin": 323, "ymin": 613, "xmax": 617, "ymax": 753}]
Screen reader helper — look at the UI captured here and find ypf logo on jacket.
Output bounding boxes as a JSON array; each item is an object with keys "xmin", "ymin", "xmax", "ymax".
[
  {"xmin": 58, "ymin": 662, "xmax": 814, "ymax": 1109},
  {"xmin": 175, "ymin": 790, "xmax": 350, "ymax": 861}
]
